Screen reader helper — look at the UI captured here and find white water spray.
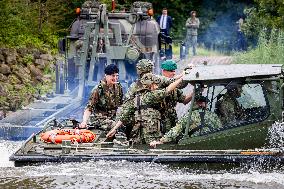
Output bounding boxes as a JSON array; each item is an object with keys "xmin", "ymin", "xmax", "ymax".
[{"xmin": 267, "ymin": 121, "xmax": 284, "ymax": 148}]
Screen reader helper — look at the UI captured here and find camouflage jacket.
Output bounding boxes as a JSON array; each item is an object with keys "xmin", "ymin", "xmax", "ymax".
[
  {"xmin": 118, "ymin": 88, "xmax": 169, "ymax": 144},
  {"xmin": 185, "ymin": 17, "xmax": 200, "ymax": 36},
  {"xmin": 161, "ymin": 109, "xmax": 222, "ymax": 143},
  {"xmin": 124, "ymin": 75, "xmax": 187, "ymax": 101},
  {"xmin": 215, "ymin": 94, "xmax": 244, "ymax": 125},
  {"xmin": 160, "ymin": 88, "xmax": 186, "ymax": 133},
  {"xmin": 86, "ymin": 79, "xmax": 123, "ymax": 119},
  {"xmin": 124, "ymin": 75, "xmax": 174, "ymax": 101}
]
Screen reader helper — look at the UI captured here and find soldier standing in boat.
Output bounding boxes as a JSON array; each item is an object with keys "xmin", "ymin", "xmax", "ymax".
[
  {"xmin": 125, "ymin": 59, "xmax": 184, "ymax": 101},
  {"xmin": 159, "ymin": 59, "xmax": 193, "ymax": 133},
  {"xmin": 79, "ymin": 64, "xmax": 123, "ymax": 130},
  {"xmin": 107, "ymin": 73, "xmax": 184, "ymax": 144}
]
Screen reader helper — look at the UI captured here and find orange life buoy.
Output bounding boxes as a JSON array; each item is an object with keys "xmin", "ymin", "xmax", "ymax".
[{"xmin": 40, "ymin": 129, "xmax": 96, "ymax": 144}]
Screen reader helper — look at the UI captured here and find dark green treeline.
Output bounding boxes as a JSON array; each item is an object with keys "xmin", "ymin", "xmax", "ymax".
[{"xmin": 0, "ymin": 0, "xmax": 283, "ymax": 51}]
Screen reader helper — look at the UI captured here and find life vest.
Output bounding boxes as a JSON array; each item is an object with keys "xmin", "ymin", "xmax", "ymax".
[{"xmin": 40, "ymin": 129, "xmax": 96, "ymax": 144}]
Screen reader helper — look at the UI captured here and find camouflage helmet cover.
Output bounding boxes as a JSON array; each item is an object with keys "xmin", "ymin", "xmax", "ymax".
[
  {"xmin": 136, "ymin": 59, "xmax": 154, "ymax": 75},
  {"xmin": 140, "ymin": 73, "xmax": 161, "ymax": 86}
]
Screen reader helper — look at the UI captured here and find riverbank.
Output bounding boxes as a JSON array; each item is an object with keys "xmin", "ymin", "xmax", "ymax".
[{"xmin": 0, "ymin": 48, "xmax": 55, "ymax": 119}]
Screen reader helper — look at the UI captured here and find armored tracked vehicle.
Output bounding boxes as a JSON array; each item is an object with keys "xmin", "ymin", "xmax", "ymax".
[
  {"xmin": 58, "ymin": 1, "xmax": 164, "ymax": 98},
  {"xmin": 10, "ymin": 64, "xmax": 284, "ymax": 166},
  {"xmin": 0, "ymin": 1, "xmax": 168, "ymax": 138}
]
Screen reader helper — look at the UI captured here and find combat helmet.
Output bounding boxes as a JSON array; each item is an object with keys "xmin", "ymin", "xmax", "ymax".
[
  {"xmin": 140, "ymin": 73, "xmax": 161, "ymax": 86},
  {"xmin": 136, "ymin": 59, "xmax": 154, "ymax": 76}
]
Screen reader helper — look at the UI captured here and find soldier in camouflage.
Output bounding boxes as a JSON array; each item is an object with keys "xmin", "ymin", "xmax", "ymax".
[
  {"xmin": 159, "ymin": 60, "xmax": 193, "ymax": 133},
  {"xmin": 124, "ymin": 59, "xmax": 154, "ymax": 101},
  {"xmin": 215, "ymin": 85, "xmax": 244, "ymax": 125},
  {"xmin": 106, "ymin": 73, "xmax": 184, "ymax": 144},
  {"xmin": 150, "ymin": 96, "xmax": 222, "ymax": 147},
  {"xmin": 125, "ymin": 59, "xmax": 185, "ymax": 101},
  {"xmin": 185, "ymin": 11, "xmax": 200, "ymax": 57},
  {"xmin": 79, "ymin": 64, "xmax": 123, "ymax": 130}
]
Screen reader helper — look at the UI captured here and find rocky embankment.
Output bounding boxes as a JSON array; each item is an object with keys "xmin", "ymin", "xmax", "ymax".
[{"xmin": 0, "ymin": 48, "xmax": 55, "ymax": 119}]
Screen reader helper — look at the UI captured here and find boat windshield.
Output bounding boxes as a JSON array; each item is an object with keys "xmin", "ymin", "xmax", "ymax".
[{"xmin": 188, "ymin": 82, "xmax": 270, "ymax": 137}]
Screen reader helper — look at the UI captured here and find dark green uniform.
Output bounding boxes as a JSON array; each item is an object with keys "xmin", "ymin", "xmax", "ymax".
[
  {"xmin": 118, "ymin": 88, "xmax": 170, "ymax": 144},
  {"xmin": 215, "ymin": 93, "xmax": 244, "ymax": 125}
]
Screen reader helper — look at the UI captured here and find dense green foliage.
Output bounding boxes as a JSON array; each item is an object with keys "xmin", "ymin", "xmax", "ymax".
[
  {"xmin": 233, "ymin": 31, "xmax": 284, "ymax": 64},
  {"xmin": 0, "ymin": 0, "xmax": 283, "ymax": 51},
  {"xmin": 119, "ymin": 0, "xmax": 252, "ymax": 51},
  {"xmin": 243, "ymin": 0, "xmax": 284, "ymax": 43},
  {"xmin": 0, "ymin": 0, "xmax": 85, "ymax": 50}
]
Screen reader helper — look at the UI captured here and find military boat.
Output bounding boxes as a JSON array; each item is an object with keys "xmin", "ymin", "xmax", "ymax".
[{"xmin": 10, "ymin": 64, "xmax": 284, "ymax": 166}]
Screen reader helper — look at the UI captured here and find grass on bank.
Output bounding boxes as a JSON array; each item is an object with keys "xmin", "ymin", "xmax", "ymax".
[{"xmin": 233, "ymin": 31, "xmax": 284, "ymax": 64}]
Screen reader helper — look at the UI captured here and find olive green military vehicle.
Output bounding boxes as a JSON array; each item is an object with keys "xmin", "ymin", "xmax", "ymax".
[
  {"xmin": 10, "ymin": 64, "xmax": 284, "ymax": 166},
  {"xmin": 57, "ymin": 0, "xmax": 162, "ymax": 98},
  {"xmin": 0, "ymin": 1, "xmax": 168, "ymax": 137}
]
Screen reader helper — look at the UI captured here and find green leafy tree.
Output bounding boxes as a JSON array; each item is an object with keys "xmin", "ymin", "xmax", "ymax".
[{"xmin": 243, "ymin": 0, "xmax": 284, "ymax": 41}]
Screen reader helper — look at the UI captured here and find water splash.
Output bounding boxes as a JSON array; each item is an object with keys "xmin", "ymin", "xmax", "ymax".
[
  {"xmin": 267, "ymin": 121, "xmax": 284, "ymax": 148},
  {"xmin": 0, "ymin": 140, "xmax": 22, "ymax": 167},
  {"xmin": 0, "ymin": 140, "xmax": 284, "ymax": 188}
]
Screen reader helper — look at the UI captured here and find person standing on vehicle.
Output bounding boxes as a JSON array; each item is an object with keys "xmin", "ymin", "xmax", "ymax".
[
  {"xmin": 150, "ymin": 96, "xmax": 222, "ymax": 148},
  {"xmin": 185, "ymin": 11, "xmax": 200, "ymax": 57},
  {"xmin": 156, "ymin": 8, "xmax": 173, "ymax": 36},
  {"xmin": 110, "ymin": 59, "xmax": 187, "ymax": 139},
  {"xmin": 79, "ymin": 64, "xmax": 123, "ymax": 130}
]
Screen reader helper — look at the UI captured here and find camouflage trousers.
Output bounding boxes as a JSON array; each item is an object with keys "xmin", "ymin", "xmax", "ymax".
[
  {"xmin": 185, "ymin": 34, "xmax": 197, "ymax": 56},
  {"xmin": 161, "ymin": 109, "xmax": 178, "ymax": 134},
  {"xmin": 130, "ymin": 126, "xmax": 161, "ymax": 144},
  {"xmin": 89, "ymin": 113, "xmax": 116, "ymax": 131}
]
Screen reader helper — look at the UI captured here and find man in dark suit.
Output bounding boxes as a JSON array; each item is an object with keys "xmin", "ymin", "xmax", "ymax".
[{"xmin": 156, "ymin": 8, "xmax": 173, "ymax": 36}]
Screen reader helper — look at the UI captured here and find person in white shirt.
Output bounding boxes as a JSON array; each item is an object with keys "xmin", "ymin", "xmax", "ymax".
[{"xmin": 156, "ymin": 8, "xmax": 173, "ymax": 36}]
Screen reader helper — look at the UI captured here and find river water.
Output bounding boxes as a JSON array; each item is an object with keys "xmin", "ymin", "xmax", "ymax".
[{"xmin": 0, "ymin": 140, "xmax": 283, "ymax": 189}]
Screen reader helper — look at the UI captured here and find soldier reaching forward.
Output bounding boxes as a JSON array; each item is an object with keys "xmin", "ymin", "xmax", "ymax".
[
  {"xmin": 79, "ymin": 64, "xmax": 123, "ymax": 130},
  {"xmin": 159, "ymin": 59, "xmax": 193, "ymax": 133},
  {"xmin": 107, "ymin": 73, "xmax": 184, "ymax": 144}
]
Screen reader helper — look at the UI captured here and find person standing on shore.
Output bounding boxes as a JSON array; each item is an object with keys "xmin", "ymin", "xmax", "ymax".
[
  {"xmin": 185, "ymin": 11, "xmax": 200, "ymax": 57},
  {"xmin": 156, "ymin": 8, "xmax": 173, "ymax": 36}
]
